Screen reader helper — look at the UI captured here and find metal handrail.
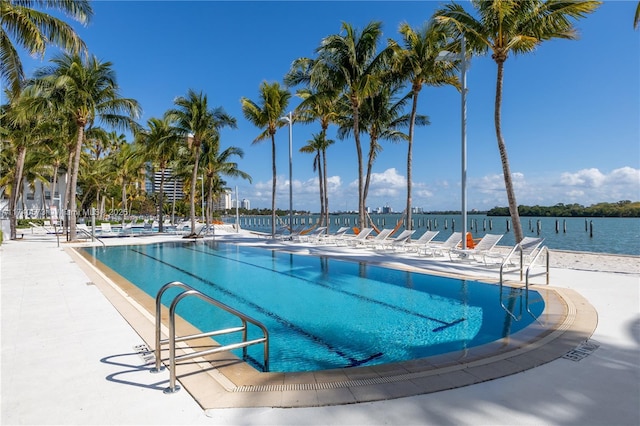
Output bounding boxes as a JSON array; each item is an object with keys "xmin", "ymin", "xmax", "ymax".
[
  {"xmin": 151, "ymin": 281, "xmax": 269, "ymax": 394},
  {"xmin": 76, "ymin": 227, "xmax": 106, "ymax": 248},
  {"xmin": 499, "ymin": 244, "xmax": 549, "ymax": 321}
]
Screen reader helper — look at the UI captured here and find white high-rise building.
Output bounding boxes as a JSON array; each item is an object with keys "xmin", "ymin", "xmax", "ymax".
[
  {"xmin": 147, "ymin": 168, "xmax": 185, "ymax": 202},
  {"xmin": 213, "ymin": 190, "xmax": 232, "ymax": 210}
]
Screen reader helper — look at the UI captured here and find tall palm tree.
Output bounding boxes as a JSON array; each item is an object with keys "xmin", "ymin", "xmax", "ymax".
[
  {"xmin": 241, "ymin": 81, "xmax": 291, "ymax": 237},
  {"xmin": 394, "ymin": 21, "xmax": 459, "ymax": 232},
  {"xmin": 200, "ymin": 135, "xmax": 251, "ymax": 227},
  {"xmin": 299, "ymin": 21, "xmax": 394, "ymax": 227},
  {"xmin": 1, "ymin": 89, "xmax": 49, "ymax": 239},
  {"xmin": 338, "ymin": 82, "xmax": 424, "ymax": 218},
  {"xmin": 29, "ymin": 53, "xmax": 141, "ymax": 240},
  {"xmin": 299, "ymin": 132, "xmax": 334, "ymax": 226},
  {"xmin": 1, "ymin": 0, "xmax": 93, "ymax": 96},
  {"xmin": 167, "ymin": 89, "xmax": 236, "ymax": 237},
  {"xmin": 112, "ymin": 141, "xmax": 144, "ymax": 227},
  {"xmin": 136, "ymin": 115, "xmax": 181, "ymax": 232},
  {"xmin": 635, "ymin": 1, "xmax": 640, "ymax": 29},
  {"xmin": 290, "ymin": 87, "xmax": 341, "ymax": 229},
  {"xmin": 434, "ymin": 0, "xmax": 600, "ymax": 243}
]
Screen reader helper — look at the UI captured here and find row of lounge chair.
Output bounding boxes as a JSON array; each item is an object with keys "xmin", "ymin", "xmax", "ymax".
[{"xmin": 285, "ymin": 226, "xmax": 546, "ymax": 269}]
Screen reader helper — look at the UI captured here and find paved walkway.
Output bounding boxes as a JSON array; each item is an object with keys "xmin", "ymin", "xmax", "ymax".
[{"xmin": 1, "ymin": 233, "xmax": 638, "ymax": 425}]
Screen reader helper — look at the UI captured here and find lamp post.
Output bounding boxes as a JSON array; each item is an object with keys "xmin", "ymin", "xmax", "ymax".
[
  {"xmin": 198, "ymin": 176, "xmax": 204, "ymax": 224},
  {"xmin": 235, "ymin": 185, "xmax": 240, "ymax": 233},
  {"xmin": 281, "ymin": 111, "xmax": 293, "ymax": 232},
  {"xmin": 436, "ymin": 36, "xmax": 468, "ymax": 249}
]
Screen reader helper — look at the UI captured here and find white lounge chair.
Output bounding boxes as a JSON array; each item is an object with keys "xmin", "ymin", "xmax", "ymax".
[
  {"xmin": 419, "ymin": 232, "xmax": 462, "ymax": 257},
  {"xmin": 100, "ymin": 222, "xmax": 118, "ymax": 235},
  {"xmin": 486, "ymin": 236, "xmax": 545, "ymax": 268},
  {"xmin": 449, "ymin": 233, "xmax": 504, "ymax": 262},
  {"xmin": 401, "ymin": 230, "xmax": 439, "ymax": 253},
  {"xmin": 338, "ymin": 227, "xmax": 373, "ymax": 247},
  {"xmin": 317, "ymin": 226, "xmax": 350, "ymax": 245},
  {"xmin": 293, "ymin": 226, "xmax": 328, "ymax": 243},
  {"xmin": 360, "ymin": 228, "xmax": 394, "ymax": 249},
  {"xmin": 380, "ymin": 229, "xmax": 416, "ymax": 250}
]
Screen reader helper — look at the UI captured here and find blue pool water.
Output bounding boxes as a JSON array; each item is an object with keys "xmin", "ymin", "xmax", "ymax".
[{"xmin": 83, "ymin": 241, "xmax": 543, "ymax": 372}]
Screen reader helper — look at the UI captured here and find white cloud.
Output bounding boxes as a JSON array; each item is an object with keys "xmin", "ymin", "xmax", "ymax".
[
  {"xmin": 560, "ymin": 168, "xmax": 607, "ymax": 187},
  {"xmin": 239, "ymin": 167, "xmax": 639, "ymax": 212}
]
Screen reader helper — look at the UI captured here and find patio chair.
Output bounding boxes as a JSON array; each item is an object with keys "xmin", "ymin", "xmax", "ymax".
[
  {"xmin": 317, "ymin": 226, "xmax": 350, "ymax": 245},
  {"xmin": 419, "ymin": 232, "xmax": 462, "ymax": 257},
  {"xmin": 485, "ymin": 236, "xmax": 545, "ymax": 268},
  {"xmin": 449, "ymin": 233, "xmax": 504, "ymax": 262},
  {"xmin": 338, "ymin": 227, "xmax": 373, "ymax": 247},
  {"xmin": 293, "ymin": 226, "xmax": 328, "ymax": 243},
  {"xmin": 360, "ymin": 228, "xmax": 394, "ymax": 249},
  {"xmin": 379, "ymin": 229, "xmax": 416, "ymax": 251},
  {"xmin": 100, "ymin": 222, "xmax": 118, "ymax": 236},
  {"xmin": 399, "ymin": 230, "xmax": 439, "ymax": 253}
]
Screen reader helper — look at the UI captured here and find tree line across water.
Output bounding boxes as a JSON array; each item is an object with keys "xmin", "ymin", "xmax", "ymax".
[
  {"xmin": 485, "ymin": 201, "xmax": 640, "ymax": 218},
  {"xmin": 225, "ymin": 200, "xmax": 640, "ymax": 218}
]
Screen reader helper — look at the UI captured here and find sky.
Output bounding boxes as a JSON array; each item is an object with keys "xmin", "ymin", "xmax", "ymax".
[{"xmin": 17, "ymin": 0, "xmax": 640, "ymax": 213}]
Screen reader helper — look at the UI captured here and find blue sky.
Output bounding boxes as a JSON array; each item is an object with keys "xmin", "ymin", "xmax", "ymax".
[{"xmin": 19, "ymin": 0, "xmax": 640, "ymax": 212}]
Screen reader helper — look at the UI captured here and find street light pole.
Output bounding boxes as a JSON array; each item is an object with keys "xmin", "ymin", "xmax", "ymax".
[
  {"xmin": 198, "ymin": 175, "xmax": 204, "ymax": 224},
  {"xmin": 436, "ymin": 36, "xmax": 468, "ymax": 249},
  {"xmin": 282, "ymin": 111, "xmax": 293, "ymax": 232},
  {"xmin": 460, "ymin": 36, "xmax": 468, "ymax": 250}
]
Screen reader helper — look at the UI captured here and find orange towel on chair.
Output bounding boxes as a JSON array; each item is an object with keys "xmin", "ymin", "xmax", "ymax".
[{"xmin": 466, "ymin": 232, "xmax": 475, "ymax": 249}]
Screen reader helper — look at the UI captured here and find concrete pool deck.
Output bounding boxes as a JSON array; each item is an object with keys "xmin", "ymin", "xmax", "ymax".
[{"xmin": 1, "ymin": 230, "xmax": 639, "ymax": 425}]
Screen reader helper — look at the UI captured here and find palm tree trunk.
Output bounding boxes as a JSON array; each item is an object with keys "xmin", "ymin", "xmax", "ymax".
[
  {"xmin": 68, "ymin": 125, "xmax": 85, "ymax": 240},
  {"xmin": 317, "ymin": 153, "xmax": 324, "ymax": 227},
  {"xmin": 322, "ymin": 148, "xmax": 329, "ymax": 233},
  {"xmin": 8, "ymin": 146, "xmax": 26, "ymax": 240},
  {"xmin": 158, "ymin": 167, "xmax": 165, "ymax": 233},
  {"xmin": 171, "ymin": 180, "xmax": 176, "ymax": 225},
  {"xmin": 270, "ymin": 134, "xmax": 277, "ymax": 237},
  {"xmin": 494, "ymin": 60, "xmax": 523, "ymax": 243},
  {"xmin": 189, "ymin": 142, "xmax": 201, "ymax": 236},
  {"xmin": 206, "ymin": 180, "xmax": 213, "ymax": 232},
  {"xmin": 121, "ymin": 181, "xmax": 127, "ymax": 228},
  {"xmin": 352, "ymin": 102, "xmax": 365, "ymax": 228},
  {"xmin": 406, "ymin": 89, "xmax": 420, "ymax": 232},
  {"xmin": 67, "ymin": 125, "xmax": 85, "ymax": 241},
  {"xmin": 363, "ymin": 136, "xmax": 377, "ymax": 213},
  {"xmin": 51, "ymin": 164, "xmax": 59, "ymax": 224},
  {"xmin": 40, "ymin": 181, "xmax": 46, "ymax": 219}
]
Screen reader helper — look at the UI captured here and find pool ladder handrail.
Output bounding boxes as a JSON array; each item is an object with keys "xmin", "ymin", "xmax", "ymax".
[
  {"xmin": 151, "ymin": 281, "xmax": 269, "ymax": 394},
  {"xmin": 76, "ymin": 226, "xmax": 106, "ymax": 248},
  {"xmin": 499, "ymin": 244, "xmax": 550, "ymax": 321}
]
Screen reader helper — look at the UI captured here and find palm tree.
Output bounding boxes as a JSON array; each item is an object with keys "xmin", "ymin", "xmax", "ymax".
[
  {"xmin": 1, "ymin": 0, "xmax": 93, "ymax": 96},
  {"xmin": 200, "ymin": 135, "xmax": 251, "ymax": 227},
  {"xmin": 112, "ymin": 141, "xmax": 144, "ymax": 227},
  {"xmin": 29, "ymin": 53, "xmax": 141, "ymax": 240},
  {"xmin": 434, "ymin": 0, "xmax": 600, "ymax": 243},
  {"xmin": 25, "ymin": 125, "xmax": 67, "ymax": 220},
  {"xmin": 300, "ymin": 21, "xmax": 394, "ymax": 228},
  {"xmin": 1, "ymin": 89, "xmax": 49, "ymax": 239},
  {"xmin": 136, "ymin": 115, "xmax": 181, "ymax": 232},
  {"xmin": 241, "ymin": 81, "xmax": 291, "ymax": 237},
  {"xmin": 167, "ymin": 89, "xmax": 237, "ymax": 237},
  {"xmin": 394, "ymin": 21, "xmax": 459, "ymax": 232},
  {"xmin": 290, "ymin": 87, "xmax": 341, "ymax": 229},
  {"xmin": 299, "ymin": 132, "xmax": 334, "ymax": 226},
  {"xmin": 635, "ymin": 2, "xmax": 640, "ymax": 29},
  {"xmin": 338, "ymin": 82, "xmax": 424, "ymax": 219}
]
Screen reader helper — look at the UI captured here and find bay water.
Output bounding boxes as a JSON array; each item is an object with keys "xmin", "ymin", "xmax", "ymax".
[{"xmin": 225, "ymin": 214, "xmax": 640, "ymax": 256}]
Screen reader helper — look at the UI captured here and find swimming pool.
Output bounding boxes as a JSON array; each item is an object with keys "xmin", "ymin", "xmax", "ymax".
[{"xmin": 82, "ymin": 241, "xmax": 544, "ymax": 373}]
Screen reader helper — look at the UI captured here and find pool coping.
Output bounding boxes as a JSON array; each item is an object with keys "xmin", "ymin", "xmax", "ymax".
[{"xmin": 66, "ymin": 239, "xmax": 597, "ymax": 409}]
